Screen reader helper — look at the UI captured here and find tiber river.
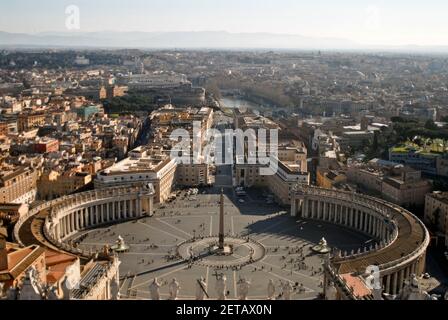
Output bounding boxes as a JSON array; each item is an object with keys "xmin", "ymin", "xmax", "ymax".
[{"xmin": 219, "ymin": 96, "xmax": 264, "ymax": 115}]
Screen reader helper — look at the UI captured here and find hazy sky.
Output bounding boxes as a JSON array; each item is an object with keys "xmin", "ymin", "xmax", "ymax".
[{"xmin": 1, "ymin": 0, "xmax": 447, "ymax": 46}]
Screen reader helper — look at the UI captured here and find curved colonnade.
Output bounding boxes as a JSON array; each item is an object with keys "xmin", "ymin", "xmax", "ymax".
[
  {"xmin": 14, "ymin": 186, "xmax": 154, "ymax": 258},
  {"xmin": 14, "ymin": 183, "xmax": 430, "ymax": 298},
  {"xmin": 291, "ymin": 184, "xmax": 430, "ymax": 296}
]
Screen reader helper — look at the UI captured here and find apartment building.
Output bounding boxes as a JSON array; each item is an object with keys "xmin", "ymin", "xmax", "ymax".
[
  {"xmin": 424, "ymin": 192, "xmax": 448, "ymax": 248},
  {"xmin": 37, "ymin": 171, "xmax": 92, "ymax": 200},
  {"xmin": 235, "ymin": 144, "xmax": 310, "ymax": 206},
  {"xmin": 94, "ymin": 146, "xmax": 177, "ymax": 203},
  {"xmin": 0, "ymin": 167, "xmax": 38, "ymax": 204},
  {"xmin": 17, "ymin": 113, "xmax": 46, "ymax": 132},
  {"xmin": 347, "ymin": 163, "xmax": 432, "ymax": 207},
  {"xmin": 176, "ymin": 163, "xmax": 209, "ymax": 187}
]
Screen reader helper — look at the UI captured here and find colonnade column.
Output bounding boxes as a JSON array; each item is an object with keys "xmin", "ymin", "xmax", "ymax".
[
  {"xmin": 398, "ymin": 270, "xmax": 404, "ymax": 292},
  {"xmin": 148, "ymin": 196, "xmax": 154, "ymax": 216},
  {"xmin": 95, "ymin": 205, "xmax": 99, "ymax": 225},
  {"xmin": 392, "ymin": 272, "xmax": 398, "ymax": 295},
  {"xmin": 136, "ymin": 196, "xmax": 142, "ymax": 217},
  {"xmin": 324, "ymin": 202, "xmax": 328, "ymax": 220},
  {"xmin": 291, "ymin": 198, "xmax": 297, "ymax": 217},
  {"xmin": 124, "ymin": 200, "xmax": 128, "ymax": 219},
  {"xmin": 80, "ymin": 208, "xmax": 84, "ymax": 229},
  {"xmin": 303, "ymin": 199, "xmax": 309, "ymax": 218},
  {"xmin": 74, "ymin": 211, "xmax": 78, "ymax": 230},
  {"xmin": 385, "ymin": 274, "xmax": 391, "ymax": 294},
  {"xmin": 316, "ymin": 201, "xmax": 321, "ymax": 219},
  {"xmin": 99, "ymin": 204, "xmax": 103, "ymax": 224},
  {"xmin": 311, "ymin": 200, "xmax": 315, "ymax": 219},
  {"xmin": 129, "ymin": 200, "xmax": 134, "ymax": 218},
  {"xmin": 344, "ymin": 206, "xmax": 348, "ymax": 226},
  {"xmin": 350, "ymin": 208, "xmax": 355, "ymax": 228}
]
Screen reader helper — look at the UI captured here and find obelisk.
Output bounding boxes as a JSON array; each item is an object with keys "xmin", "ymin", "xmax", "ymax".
[{"xmin": 218, "ymin": 188, "xmax": 225, "ymax": 249}]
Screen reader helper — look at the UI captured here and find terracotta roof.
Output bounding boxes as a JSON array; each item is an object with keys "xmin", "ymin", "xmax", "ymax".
[
  {"xmin": 0, "ymin": 245, "xmax": 45, "ymax": 280},
  {"xmin": 46, "ymin": 261, "xmax": 75, "ymax": 284},
  {"xmin": 45, "ymin": 249, "xmax": 78, "ymax": 284},
  {"xmin": 341, "ymin": 273, "xmax": 372, "ymax": 298}
]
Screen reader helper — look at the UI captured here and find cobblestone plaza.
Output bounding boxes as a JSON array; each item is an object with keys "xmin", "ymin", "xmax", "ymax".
[{"xmin": 72, "ymin": 188, "xmax": 370, "ymax": 300}]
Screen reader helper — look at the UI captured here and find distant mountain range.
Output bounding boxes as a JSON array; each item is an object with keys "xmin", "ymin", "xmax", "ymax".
[{"xmin": 0, "ymin": 31, "xmax": 447, "ymax": 52}]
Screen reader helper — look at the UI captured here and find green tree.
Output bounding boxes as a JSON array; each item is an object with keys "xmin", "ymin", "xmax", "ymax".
[{"xmin": 425, "ymin": 119, "xmax": 438, "ymax": 130}]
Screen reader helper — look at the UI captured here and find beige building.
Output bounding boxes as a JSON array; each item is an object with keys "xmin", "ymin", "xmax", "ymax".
[
  {"xmin": 95, "ymin": 105, "xmax": 214, "ymax": 202},
  {"xmin": 37, "ymin": 171, "xmax": 92, "ymax": 200},
  {"xmin": 266, "ymin": 160, "xmax": 310, "ymax": 205},
  {"xmin": 0, "ymin": 203, "xmax": 29, "ymax": 226},
  {"xmin": 346, "ymin": 166, "xmax": 383, "ymax": 194},
  {"xmin": 424, "ymin": 192, "xmax": 448, "ymax": 248},
  {"xmin": 176, "ymin": 163, "xmax": 210, "ymax": 187},
  {"xmin": 347, "ymin": 165, "xmax": 432, "ymax": 207},
  {"xmin": 0, "ymin": 167, "xmax": 38, "ymax": 204},
  {"xmin": 150, "ymin": 105, "xmax": 213, "ymax": 139},
  {"xmin": 17, "ymin": 113, "xmax": 46, "ymax": 132},
  {"xmin": 235, "ymin": 155, "xmax": 310, "ymax": 206},
  {"xmin": 95, "ymin": 146, "xmax": 177, "ymax": 203},
  {"xmin": 382, "ymin": 173, "xmax": 432, "ymax": 207},
  {"xmin": 235, "ymin": 143, "xmax": 310, "ymax": 206},
  {"xmin": 316, "ymin": 168, "xmax": 347, "ymax": 189}
]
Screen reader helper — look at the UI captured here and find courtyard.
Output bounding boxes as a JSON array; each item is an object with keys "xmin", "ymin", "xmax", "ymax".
[{"xmin": 72, "ymin": 187, "xmax": 371, "ymax": 300}]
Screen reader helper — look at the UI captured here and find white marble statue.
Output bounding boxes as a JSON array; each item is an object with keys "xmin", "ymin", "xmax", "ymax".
[
  {"xmin": 46, "ymin": 284, "xmax": 61, "ymax": 300},
  {"xmin": 18, "ymin": 268, "xmax": 43, "ymax": 300},
  {"xmin": 149, "ymin": 278, "xmax": 161, "ymax": 300},
  {"xmin": 398, "ymin": 274, "xmax": 435, "ymax": 300},
  {"xmin": 60, "ymin": 275, "xmax": 72, "ymax": 300},
  {"xmin": 411, "ymin": 274, "xmax": 419, "ymax": 287},
  {"xmin": 215, "ymin": 275, "xmax": 227, "ymax": 300},
  {"xmin": 320, "ymin": 238, "xmax": 327, "ymax": 247},
  {"xmin": 117, "ymin": 235, "xmax": 125, "ymax": 247},
  {"xmin": 267, "ymin": 279, "xmax": 275, "ymax": 300},
  {"xmin": 282, "ymin": 282, "xmax": 293, "ymax": 300},
  {"xmin": 237, "ymin": 277, "xmax": 250, "ymax": 300},
  {"xmin": 196, "ymin": 277, "xmax": 207, "ymax": 300},
  {"xmin": 169, "ymin": 278, "xmax": 180, "ymax": 300}
]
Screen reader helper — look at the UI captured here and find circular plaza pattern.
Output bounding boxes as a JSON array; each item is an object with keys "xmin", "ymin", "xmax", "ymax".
[
  {"xmin": 13, "ymin": 183, "xmax": 430, "ymax": 300},
  {"xmin": 177, "ymin": 236, "xmax": 266, "ymax": 268},
  {"xmin": 59, "ymin": 188, "xmax": 370, "ymax": 300}
]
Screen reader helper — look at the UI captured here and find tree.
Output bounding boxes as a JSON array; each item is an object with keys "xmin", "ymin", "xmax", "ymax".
[
  {"xmin": 205, "ymin": 80, "xmax": 222, "ymax": 100},
  {"xmin": 425, "ymin": 119, "xmax": 438, "ymax": 130}
]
